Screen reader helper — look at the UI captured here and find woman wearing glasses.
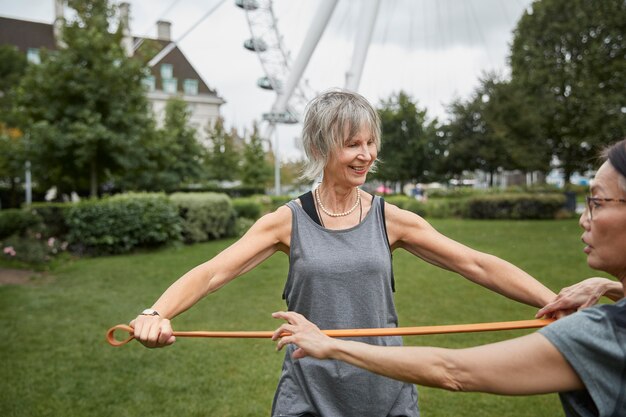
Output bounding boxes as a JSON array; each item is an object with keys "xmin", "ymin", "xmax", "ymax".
[
  {"xmin": 273, "ymin": 138, "xmax": 626, "ymax": 417},
  {"xmin": 536, "ymin": 191, "xmax": 625, "ymax": 316}
]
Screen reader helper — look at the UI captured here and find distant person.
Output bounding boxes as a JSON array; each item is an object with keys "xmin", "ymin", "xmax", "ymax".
[
  {"xmin": 130, "ymin": 89, "xmax": 556, "ymax": 417},
  {"xmin": 273, "ymin": 138, "xmax": 626, "ymax": 417}
]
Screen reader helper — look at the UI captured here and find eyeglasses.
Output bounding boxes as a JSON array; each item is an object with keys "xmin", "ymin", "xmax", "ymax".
[{"xmin": 585, "ymin": 196, "xmax": 626, "ymax": 220}]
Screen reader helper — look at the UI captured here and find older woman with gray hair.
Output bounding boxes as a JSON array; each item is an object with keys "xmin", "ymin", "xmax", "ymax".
[
  {"xmin": 273, "ymin": 138, "xmax": 626, "ymax": 417},
  {"xmin": 130, "ymin": 89, "xmax": 557, "ymax": 417}
]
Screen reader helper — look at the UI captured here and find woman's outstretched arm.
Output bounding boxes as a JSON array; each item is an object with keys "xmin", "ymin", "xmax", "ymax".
[{"xmin": 272, "ymin": 311, "xmax": 583, "ymax": 395}]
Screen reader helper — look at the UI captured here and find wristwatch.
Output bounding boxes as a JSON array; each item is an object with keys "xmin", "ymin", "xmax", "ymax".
[{"xmin": 140, "ymin": 308, "xmax": 160, "ymax": 316}]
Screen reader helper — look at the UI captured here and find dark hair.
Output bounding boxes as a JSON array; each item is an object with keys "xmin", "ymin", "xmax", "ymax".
[{"xmin": 605, "ymin": 139, "xmax": 626, "ymax": 180}]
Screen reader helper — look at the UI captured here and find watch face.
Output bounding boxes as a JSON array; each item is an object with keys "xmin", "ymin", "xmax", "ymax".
[{"xmin": 141, "ymin": 309, "xmax": 159, "ymax": 316}]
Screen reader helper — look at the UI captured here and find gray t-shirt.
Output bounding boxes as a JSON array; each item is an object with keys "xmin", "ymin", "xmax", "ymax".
[
  {"xmin": 539, "ymin": 297, "xmax": 626, "ymax": 417},
  {"xmin": 272, "ymin": 198, "xmax": 419, "ymax": 417}
]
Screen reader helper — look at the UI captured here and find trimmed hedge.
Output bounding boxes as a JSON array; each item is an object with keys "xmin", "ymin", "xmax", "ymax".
[
  {"xmin": 170, "ymin": 192, "xmax": 235, "ymax": 243},
  {"xmin": 66, "ymin": 193, "xmax": 181, "ymax": 255},
  {"xmin": 231, "ymin": 197, "xmax": 263, "ymax": 220},
  {"xmin": 467, "ymin": 194, "xmax": 566, "ymax": 220},
  {"xmin": 0, "ymin": 209, "xmax": 42, "ymax": 239}
]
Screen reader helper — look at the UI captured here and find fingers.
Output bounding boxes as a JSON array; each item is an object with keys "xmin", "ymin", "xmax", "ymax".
[
  {"xmin": 131, "ymin": 316, "xmax": 174, "ymax": 348},
  {"xmin": 272, "ymin": 311, "xmax": 304, "ymax": 323},
  {"xmin": 272, "ymin": 323, "xmax": 296, "ymax": 341}
]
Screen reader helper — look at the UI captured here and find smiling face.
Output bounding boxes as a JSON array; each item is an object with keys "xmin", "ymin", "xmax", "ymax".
[
  {"xmin": 324, "ymin": 124, "xmax": 378, "ymax": 188},
  {"xmin": 580, "ymin": 161, "xmax": 626, "ymax": 280}
]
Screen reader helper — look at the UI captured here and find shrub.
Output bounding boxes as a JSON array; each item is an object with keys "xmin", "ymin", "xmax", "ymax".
[
  {"xmin": 2, "ymin": 233, "xmax": 69, "ymax": 265},
  {"xmin": 0, "ymin": 209, "xmax": 42, "ymax": 239},
  {"xmin": 383, "ymin": 195, "xmax": 412, "ymax": 210},
  {"xmin": 170, "ymin": 192, "xmax": 235, "ymax": 243},
  {"xmin": 402, "ymin": 199, "xmax": 427, "ymax": 217},
  {"xmin": 232, "ymin": 197, "xmax": 263, "ymax": 220},
  {"xmin": 234, "ymin": 217, "xmax": 256, "ymax": 236},
  {"xmin": 268, "ymin": 195, "xmax": 292, "ymax": 212},
  {"xmin": 425, "ymin": 187, "xmax": 484, "ymax": 199},
  {"xmin": 467, "ymin": 194, "xmax": 566, "ymax": 220},
  {"xmin": 423, "ymin": 198, "xmax": 468, "ymax": 219},
  {"xmin": 66, "ymin": 193, "xmax": 181, "ymax": 255},
  {"xmin": 29, "ymin": 202, "xmax": 73, "ymax": 238}
]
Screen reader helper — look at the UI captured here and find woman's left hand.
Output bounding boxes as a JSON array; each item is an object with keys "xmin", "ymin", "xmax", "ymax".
[
  {"xmin": 272, "ymin": 311, "xmax": 335, "ymax": 359},
  {"xmin": 535, "ymin": 277, "xmax": 616, "ymax": 318}
]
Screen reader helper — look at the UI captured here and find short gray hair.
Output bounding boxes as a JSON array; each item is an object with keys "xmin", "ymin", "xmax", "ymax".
[{"xmin": 300, "ymin": 89, "xmax": 381, "ymax": 180}]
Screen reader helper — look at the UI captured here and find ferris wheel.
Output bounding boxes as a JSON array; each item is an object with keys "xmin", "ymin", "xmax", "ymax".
[
  {"xmin": 236, "ymin": 0, "xmax": 380, "ymax": 121},
  {"xmin": 236, "ymin": 0, "xmax": 381, "ymax": 193}
]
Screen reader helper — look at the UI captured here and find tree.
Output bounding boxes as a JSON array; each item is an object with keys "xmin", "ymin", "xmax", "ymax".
[
  {"xmin": 442, "ymin": 82, "xmax": 510, "ymax": 186},
  {"xmin": 441, "ymin": 72, "xmax": 556, "ymax": 186},
  {"xmin": 374, "ymin": 91, "xmax": 440, "ymax": 186},
  {"xmin": 15, "ymin": 0, "xmax": 154, "ymax": 197},
  {"xmin": 240, "ymin": 123, "xmax": 271, "ymax": 189},
  {"xmin": 510, "ymin": 0, "xmax": 626, "ymax": 182},
  {"xmin": 0, "ymin": 45, "xmax": 29, "ymax": 207},
  {"xmin": 205, "ymin": 118, "xmax": 240, "ymax": 182},
  {"xmin": 120, "ymin": 98, "xmax": 205, "ymax": 191},
  {"xmin": 481, "ymin": 76, "xmax": 552, "ymax": 175}
]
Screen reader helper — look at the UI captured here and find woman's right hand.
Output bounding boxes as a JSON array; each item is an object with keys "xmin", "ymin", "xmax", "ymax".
[{"xmin": 129, "ymin": 315, "xmax": 176, "ymax": 348}]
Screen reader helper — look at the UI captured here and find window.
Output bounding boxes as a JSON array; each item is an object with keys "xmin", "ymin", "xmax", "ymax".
[
  {"xmin": 27, "ymin": 48, "xmax": 40, "ymax": 64},
  {"xmin": 141, "ymin": 76, "xmax": 156, "ymax": 92},
  {"xmin": 183, "ymin": 79, "xmax": 198, "ymax": 95},
  {"xmin": 163, "ymin": 78, "xmax": 178, "ymax": 94},
  {"xmin": 160, "ymin": 63, "xmax": 173, "ymax": 79}
]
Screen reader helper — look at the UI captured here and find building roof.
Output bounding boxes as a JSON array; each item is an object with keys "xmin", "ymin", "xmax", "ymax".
[
  {"xmin": 0, "ymin": 15, "xmax": 223, "ymax": 101},
  {"xmin": 134, "ymin": 37, "xmax": 221, "ymax": 98},
  {"xmin": 0, "ymin": 16, "xmax": 56, "ymax": 53}
]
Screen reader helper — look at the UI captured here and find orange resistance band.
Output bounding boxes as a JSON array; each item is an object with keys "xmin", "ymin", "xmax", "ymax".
[{"xmin": 106, "ymin": 318, "xmax": 555, "ymax": 347}]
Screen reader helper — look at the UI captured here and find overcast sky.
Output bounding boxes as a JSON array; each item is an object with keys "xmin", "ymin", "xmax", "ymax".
[{"xmin": 0, "ymin": 0, "xmax": 533, "ymax": 159}]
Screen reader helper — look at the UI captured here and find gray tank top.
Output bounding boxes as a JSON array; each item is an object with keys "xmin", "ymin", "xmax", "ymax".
[{"xmin": 272, "ymin": 197, "xmax": 419, "ymax": 417}]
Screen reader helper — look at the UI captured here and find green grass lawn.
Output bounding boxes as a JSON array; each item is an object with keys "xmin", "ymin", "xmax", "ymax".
[{"xmin": 0, "ymin": 218, "xmax": 606, "ymax": 417}]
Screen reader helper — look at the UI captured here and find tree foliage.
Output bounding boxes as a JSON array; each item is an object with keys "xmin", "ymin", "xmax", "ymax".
[
  {"xmin": 240, "ymin": 123, "xmax": 271, "ymax": 189},
  {"xmin": 0, "ymin": 45, "xmax": 29, "ymax": 208},
  {"xmin": 510, "ymin": 0, "xmax": 626, "ymax": 181},
  {"xmin": 119, "ymin": 98, "xmax": 205, "ymax": 192},
  {"xmin": 205, "ymin": 118, "xmax": 240, "ymax": 182},
  {"xmin": 442, "ymin": 90, "xmax": 509, "ymax": 185},
  {"xmin": 442, "ymin": 73, "xmax": 552, "ymax": 184},
  {"xmin": 15, "ymin": 0, "xmax": 154, "ymax": 197},
  {"xmin": 375, "ymin": 91, "xmax": 440, "ymax": 185}
]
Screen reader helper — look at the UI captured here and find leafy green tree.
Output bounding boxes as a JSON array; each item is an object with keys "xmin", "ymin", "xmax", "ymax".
[
  {"xmin": 481, "ymin": 76, "xmax": 552, "ymax": 175},
  {"xmin": 121, "ymin": 98, "xmax": 205, "ymax": 191},
  {"xmin": 0, "ymin": 45, "xmax": 27, "ymax": 125},
  {"xmin": 510, "ymin": 0, "xmax": 626, "ymax": 182},
  {"xmin": 440, "ymin": 73, "xmax": 555, "ymax": 186},
  {"xmin": 0, "ymin": 45, "xmax": 29, "ymax": 207},
  {"xmin": 240, "ymin": 123, "xmax": 271, "ymax": 189},
  {"xmin": 15, "ymin": 0, "xmax": 154, "ymax": 197},
  {"xmin": 205, "ymin": 118, "xmax": 240, "ymax": 181},
  {"xmin": 375, "ymin": 91, "xmax": 440, "ymax": 186},
  {"xmin": 442, "ymin": 83, "xmax": 510, "ymax": 186},
  {"xmin": 281, "ymin": 159, "xmax": 309, "ymax": 189}
]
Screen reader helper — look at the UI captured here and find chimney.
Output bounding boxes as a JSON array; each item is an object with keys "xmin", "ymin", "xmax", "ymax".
[
  {"xmin": 53, "ymin": 0, "xmax": 66, "ymax": 48},
  {"xmin": 119, "ymin": 2, "xmax": 133, "ymax": 57},
  {"xmin": 156, "ymin": 20, "xmax": 172, "ymax": 41}
]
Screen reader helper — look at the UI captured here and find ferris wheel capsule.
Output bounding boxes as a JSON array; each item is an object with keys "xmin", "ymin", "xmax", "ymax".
[
  {"xmin": 257, "ymin": 76, "xmax": 281, "ymax": 91},
  {"xmin": 234, "ymin": 0, "xmax": 259, "ymax": 11},
  {"xmin": 244, "ymin": 38, "xmax": 267, "ymax": 52}
]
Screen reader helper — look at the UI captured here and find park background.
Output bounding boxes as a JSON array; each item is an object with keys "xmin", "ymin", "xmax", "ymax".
[{"xmin": 1, "ymin": 0, "xmax": 625, "ymax": 416}]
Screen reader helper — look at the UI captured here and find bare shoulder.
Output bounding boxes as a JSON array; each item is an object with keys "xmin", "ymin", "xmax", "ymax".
[
  {"xmin": 385, "ymin": 202, "xmax": 431, "ymax": 228},
  {"xmin": 383, "ymin": 201, "xmax": 434, "ymax": 244},
  {"xmin": 245, "ymin": 203, "xmax": 292, "ymax": 247}
]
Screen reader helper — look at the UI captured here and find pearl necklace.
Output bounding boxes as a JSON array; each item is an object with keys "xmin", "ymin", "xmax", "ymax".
[{"xmin": 315, "ymin": 187, "xmax": 361, "ymax": 217}]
